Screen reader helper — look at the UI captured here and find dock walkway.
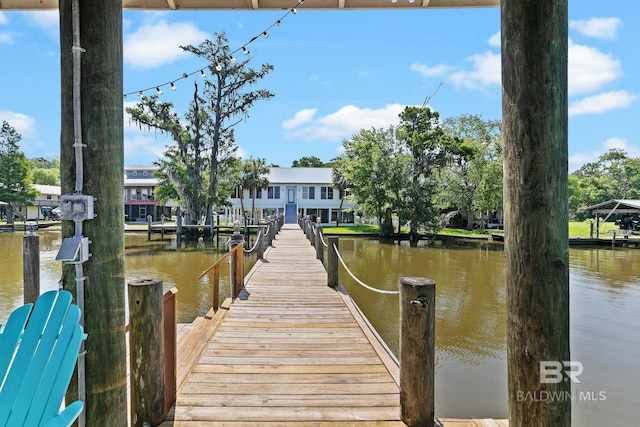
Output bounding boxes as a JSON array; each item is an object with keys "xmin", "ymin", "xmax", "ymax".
[{"xmin": 165, "ymin": 224, "xmax": 506, "ymax": 427}]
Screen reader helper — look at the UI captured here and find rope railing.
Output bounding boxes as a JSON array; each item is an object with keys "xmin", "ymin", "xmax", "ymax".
[
  {"xmin": 332, "ymin": 243, "xmax": 400, "ymax": 295},
  {"xmin": 243, "ymin": 227, "xmax": 264, "ymax": 253}
]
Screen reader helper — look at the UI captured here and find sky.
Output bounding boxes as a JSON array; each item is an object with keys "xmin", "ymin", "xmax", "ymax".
[{"xmin": 0, "ymin": 1, "xmax": 638, "ymax": 172}]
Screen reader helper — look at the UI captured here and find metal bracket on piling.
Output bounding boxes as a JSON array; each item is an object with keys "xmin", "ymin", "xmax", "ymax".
[{"xmin": 410, "ymin": 296, "xmax": 429, "ymax": 308}]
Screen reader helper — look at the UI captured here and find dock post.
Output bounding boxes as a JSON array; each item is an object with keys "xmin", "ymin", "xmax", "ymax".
[
  {"xmin": 256, "ymin": 224, "xmax": 266, "ymax": 260},
  {"xmin": 229, "ymin": 227, "xmax": 244, "ymax": 299},
  {"xmin": 176, "ymin": 211, "xmax": 183, "ymax": 247},
  {"xmin": 399, "ymin": 277, "xmax": 435, "ymax": 427},
  {"xmin": 163, "ymin": 287, "xmax": 178, "ymax": 414},
  {"xmin": 128, "ymin": 278, "xmax": 166, "ymax": 427},
  {"xmin": 327, "ymin": 236, "xmax": 339, "ymax": 288},
  {"xmin": 315, "ymin": 223, "xmax": 324, "ymax": 263},
  {"xmin": 147, "ymin": 214, "xmax": 152, "ymax": 241},
  {"xmin": 23, "ymin": 226, "xmax": 40, "ymax": 305}
]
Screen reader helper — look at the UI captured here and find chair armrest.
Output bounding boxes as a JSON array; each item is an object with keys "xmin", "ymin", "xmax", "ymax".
[{"xmin": 43, "ymin": 401, "xmax": 84, "ymax": 427}]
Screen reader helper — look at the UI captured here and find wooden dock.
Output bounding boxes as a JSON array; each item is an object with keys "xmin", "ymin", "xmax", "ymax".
[{"xmin": 162, "ymin": 224, "xmax": 507, "ymax": 426}]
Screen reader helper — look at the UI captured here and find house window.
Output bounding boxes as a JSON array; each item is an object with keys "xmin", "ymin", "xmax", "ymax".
[
  {"xmin": 256, "ymin": 188, "xmax": 262, "ymax": 199},
  {"xmin": 267, "ymin": 186, "xmax": 280, "ymax": 199},
  {"xmin": 302, "ymin": 186, "xmax": 315, "ymax": 200},
  {"xmin": 132, "ymin": 171, "xmax": 138, "ymax": 176},
  {"xmin": 232, "ymin": 186, "xmax": 242, "ymax": 199},
  {"xmin": 321, "ymin": 186, "xmax": 333, "ymax": 200},
  {"xmin": 46, "ymin": 194, "xmax": 52, "ymax": 200},
  {"xmin": 143, "ymin": 170, "xmax": 148, "ymax": 176}
]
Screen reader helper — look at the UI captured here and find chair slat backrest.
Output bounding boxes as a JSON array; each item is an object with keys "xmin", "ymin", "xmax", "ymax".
[{"xmin": 0, "ymin": 290, "xmax": 85, "ymax": 427}]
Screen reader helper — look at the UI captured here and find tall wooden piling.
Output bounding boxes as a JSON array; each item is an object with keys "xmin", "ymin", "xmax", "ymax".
[
  {"xmin": 502, "ymin": 0, "xmax": 570, "ymax": 425},
  {"xmin": 128, "ymin": 279, "xmax": 166, "ymax": 427},
  {"xmin": 315, "ymin": 224, "xmax": 324, "ymax": 263},
  {"xmin": 327, "ymin": 236, "xmax": 339, "ymax": 288},
  {"xmin": 399, "ymin": 277, "xmax": 435, "ymax": 427},
  {"xmin": 22, "ymin": 231, "xmax": 40, "ymax": 305},
  {"xmin": 256, "ymin": 225, "xmax": 265, "ymax": 260}
]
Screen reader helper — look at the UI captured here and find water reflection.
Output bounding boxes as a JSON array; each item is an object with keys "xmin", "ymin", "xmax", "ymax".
[{"xmin": 1, "ymin": 232, "xmax": 638, "ymax": 425}]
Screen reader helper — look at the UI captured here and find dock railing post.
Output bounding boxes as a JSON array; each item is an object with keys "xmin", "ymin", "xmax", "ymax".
[
  {"xmin": 128, "ymin": 278, "xmax": 166, "ymax": 427},
  {"xmin": 327, "ymin": 236, "xmax": 339, "ymax": 288},
  {"xmin": 399, "ymin": 277, "xmax": 435, "ymax": 427},
  {"xmin": 256, "ymin": 224, "xmax": 266, "ymax": 260},
  {"xmin": 23, "ymin": 226, "xmax": 40, "ymax": 305},
  {"xmin": 163, "ymin": 287, "xmax": 178, "ymax": 415},
  {"xmin": 315, "ymin": 222, "xmax": 324, "ymax": 263},
  {"xmin": 229, "ymin": 223, "xmax": 244, "ymax": 299}
]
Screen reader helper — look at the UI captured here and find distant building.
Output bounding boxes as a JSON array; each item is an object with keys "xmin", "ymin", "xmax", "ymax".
[
  {"xmin": 13, "ymin": 184, "xmax": 61, "ymax": 220},
  {"xmin": 227, "ymin": 167, "xmax": 355, "ymax": 225},
  {"xmin": 124, "ymin": 165, "xmax": 173, "ymax": 221}
]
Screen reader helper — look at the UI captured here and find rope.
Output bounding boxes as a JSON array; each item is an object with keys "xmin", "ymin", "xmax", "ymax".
[
  {"xmin": 332, "ymin": 243, "xmax": 399, "ymax": 295},
  {"xmin": 243, "ymin": 227, "xmax": 264, "ymax": 253}
]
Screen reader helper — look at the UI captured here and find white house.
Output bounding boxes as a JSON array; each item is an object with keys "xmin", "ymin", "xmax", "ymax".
[
  {"xmin": 13, "ymin": 184, "xmax": 61, "ymax": 220},
  {"xmin": 226, "ymin": 167, "xmax": 355, "ymax": 225}
]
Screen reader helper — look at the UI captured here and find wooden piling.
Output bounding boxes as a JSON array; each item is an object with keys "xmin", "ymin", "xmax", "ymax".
[
  {"xmin": 162, "ymin": 287, "xmax": 178, "ymax": 415},
  {"xmin": 315, "ymin": 224, "xmax": 324, "ymax": 263},
  {"xmin": 399, "ymin": 277, "xmax": 435, "ymax": 427},
  {"xmin": 327, "ymin": 236, "xmax": 339, "ymax": 288},
  {"xmin": 22, "ymin": 232, "xmax": 40, "ymax": 305},
  {"xmin": 256, "ymin": 225, "xmax": 265, "ymax": 260},
  {"xmin": 128, "ymin": 279, "xmax": 166, "ymax": 427}
]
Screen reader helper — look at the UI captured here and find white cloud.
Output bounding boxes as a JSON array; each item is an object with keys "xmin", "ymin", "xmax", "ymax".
[
  {"xmin": 449, "ymin": 51, "xmax": 501, "ymax": 90},
  {"xmin": 282, "ymin": 108, "xmax": 317, "ymax": 130},
  {"xmin": 0, "ymin": 110, "xmax": 38, "ymax": 139},
  {"xmin": 569, "ymin": 137, "xmax": 640, "ymax": 172},
  {"xmin": 569, "ymin": 17, "xmax": 622, "ymax": 40},
  {"xmin": 410, "ymin": 63, "xmax": 455, "ymax": 78},
  {"xmin": 568, "ymin": 90, "xmax": 637, "ymax": 117},
  {"xmin": 23, "ymin": 11, "xmax": 59, "ymax": 36},
  {"xmin": 488, "ymin": 31, "xmax": 501, "ymax": 47},
  {"xmin": 0, "ymin": 33, "xmax": 12, "ymax": 44},
  {"xmin": 568, "ymin": 40, "xmax": 621, "ymax": 96},
  {"xmin": 0, "ymin": 11, "xmax": 8, "ymax": 25},
  {"xmin": 282, "ymin": 104, "xmax": 406, "ymax": 142},
  {"xmin": 124, "ymin": 19, "xmax": 208, "ymax": 69},
  {"xmin": 124, "ymin": 134, "xmax": 167, "ymax": 162}
]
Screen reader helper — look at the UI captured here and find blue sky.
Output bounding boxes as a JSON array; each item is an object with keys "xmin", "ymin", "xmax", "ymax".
[{"xmin": 0, "ymin": 2, "xmax": 638, "ymax": 172}]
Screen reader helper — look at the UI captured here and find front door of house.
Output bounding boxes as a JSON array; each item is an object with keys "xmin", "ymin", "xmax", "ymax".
[{"xmin": 287, "ymin": 187, "xmax": 296, "ymax": 204}]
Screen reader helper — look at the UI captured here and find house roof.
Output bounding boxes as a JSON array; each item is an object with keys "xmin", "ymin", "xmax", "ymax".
[
  {"xmin": 33, "ymin": 184, "xmax": 62, "ymax": 196},
  {"xmin": 124, "ymin": 178, "xmax": 159, "ymax": 186},
  {"xmin": 2, "ymin": 0, "xmax": 498, "ymax": 11},
  {"xmin": 586, "ymin": 199, "xmax": 640, "ymax": 215},
  {"xmin": 268, "ymin": 167, "xmax": 333, "ymax": 184}
]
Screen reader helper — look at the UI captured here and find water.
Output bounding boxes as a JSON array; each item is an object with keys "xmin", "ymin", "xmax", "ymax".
[{"xmin": 1, "ymin": 231, "xmax": 638, "ymax": 426}]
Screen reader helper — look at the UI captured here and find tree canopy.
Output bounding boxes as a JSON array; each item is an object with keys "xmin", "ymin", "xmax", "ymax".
[
  {"xmin": 0, "ymin": 121, "xmax": 38, "ymax": 222},
  {"xmin": 126, "ymin": 32, "xmax": 274, "ymax": 224}
]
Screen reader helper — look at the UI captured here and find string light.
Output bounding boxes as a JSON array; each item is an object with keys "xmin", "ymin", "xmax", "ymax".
[{"xmin": 123, "ymin": 0, "xmax": 304, "ymax": 98}]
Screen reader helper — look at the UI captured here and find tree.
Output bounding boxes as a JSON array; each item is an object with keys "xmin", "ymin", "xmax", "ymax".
[
  {"xmin": 330, "ymin": 158, "xmax": 349, "ymax": 226},
  {"xmin": 30, "ymin": 157, "xmax": 61, "ymax": 185},
  {"xmin": 292, "ymin": 156, "xmax": 326, "ymax": 167},
  {"xmin": 127, "ymin": 32, "xmax": 274, "ymax": 225},
  {"xmin": 438, "ymin": 114, "xmax": 503, "ymax": 230},
  {"xmin": 241, "ymin": 157, "xmax": 269, "ymax": 224},
  {"xmin": 0, "ymin": 121, "xmax": 38, "ymax": 224},
  {"xmin": 396, "ymin": 106, "xmax": 463, "ymax": 243},
  {"xmin": 568, "ymin": 149, "xmax": 640, "ymax": 220}
]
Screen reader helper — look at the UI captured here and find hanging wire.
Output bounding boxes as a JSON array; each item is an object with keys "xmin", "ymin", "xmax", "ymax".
[
  {"xmin": 332, "ymin": 243, "xmax": 400, "ymax": 295},
  {"xmin": 123, "ymin": 0, "xmax": 305, "ymax": 98}
]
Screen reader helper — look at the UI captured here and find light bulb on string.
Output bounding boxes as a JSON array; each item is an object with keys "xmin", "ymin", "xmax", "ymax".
[
  {"xmin": 230, "ymin": 56, "xmax": 237, "ymax": 64},
  {"xmin": 171, "ymin": 82, "xmax": 176, "ymax": 91},
  {"xmin": 156, "ymin": 87, "xmax": 163, "ymax": 95},
  {"xmin": 215, "ymin": 64, "xmax": 223, "ymax": 72},
  {"xmin": 182, "ymin": 73, "xmax": 188, "ymax": 79},
  {"xmin": 263, "ymin": 31, "xmax": 269, "ymax": 38},
  {"xmin": 138, "ymin": 91, "xmax": 143, "ymax": 98},
  {"xmin": 291, "ymin": 8, "xmax": 297, "ymax": 14},
  {"xmin": 277, "ymin": 20, "xmax": 282, "ymax": 26},
  {"xmin": 243, "ymin": 46, "xmax": 250, "ymax": 55},
  {"xmin": 200, "ymin": 69, "xmax": 206, "ymax": 78}
]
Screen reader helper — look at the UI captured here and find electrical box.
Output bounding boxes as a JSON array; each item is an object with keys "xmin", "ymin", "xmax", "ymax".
[
  {"xmin": 55, "ymin": 236, "xmax": 90, "ymax": 263},
  {"xmin": 59, "ymin": 194, "xmax": 95, "ymax": 221}
]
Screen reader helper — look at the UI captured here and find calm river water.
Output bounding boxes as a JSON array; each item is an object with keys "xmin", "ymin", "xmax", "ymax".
[{"xmin": 1, "ymin": 231, "xmax": 638, "ymax": 426}]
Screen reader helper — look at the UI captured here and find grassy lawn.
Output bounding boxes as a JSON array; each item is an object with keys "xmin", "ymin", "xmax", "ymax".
[{"xmin": 323, "ymin": 221, "xmax": 622, "ymax": 239}]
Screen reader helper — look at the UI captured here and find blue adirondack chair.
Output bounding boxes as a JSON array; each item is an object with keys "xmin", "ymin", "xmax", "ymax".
[{"xmin": 0, "ymin": 290, "xmax": 85, "ymax": 427}]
